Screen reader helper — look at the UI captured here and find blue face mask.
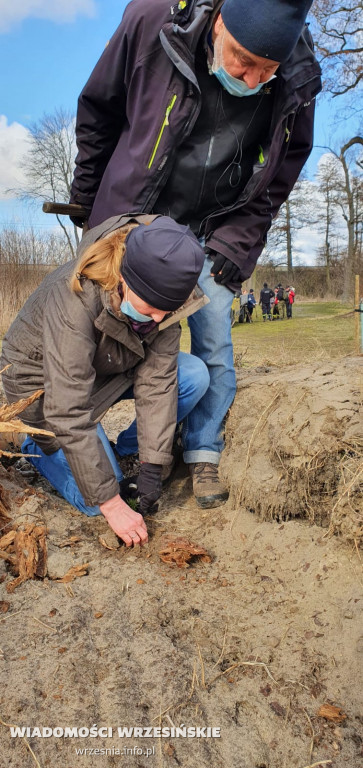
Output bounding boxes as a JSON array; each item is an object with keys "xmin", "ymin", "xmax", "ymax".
[
  {"xmin": 213, "ymin": 67, "xmax": 265, "ymax": 97},
  {"xmin": 121, "ymin": 300, "xmax": 153, "ymax": 322},
  {"xmin": 121, "ymin": 285, "xmax": 153, "ymax": 323},
  {"xmin": 211, "ymin": 28, "xmax": 277, "ymax": 98}
]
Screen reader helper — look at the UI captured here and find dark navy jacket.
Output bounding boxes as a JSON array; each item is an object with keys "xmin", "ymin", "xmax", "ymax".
[{"xmin": 71, "ymin": 0, "xmax": 321, "ymax": 282}]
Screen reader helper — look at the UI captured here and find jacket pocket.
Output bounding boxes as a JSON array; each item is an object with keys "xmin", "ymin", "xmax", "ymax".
[
  {"xmin": 147, "ymin": 94, "xmax": 177, "ymax": 170},
  {"xmin": 92, "ymin": 337, "xmax": 142, "ymax": 375}
]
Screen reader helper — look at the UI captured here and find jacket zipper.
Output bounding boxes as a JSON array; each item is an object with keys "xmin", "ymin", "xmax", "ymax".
[
  {"xmin": 147, "ymin": 94, "xmax": 177, "ymax": 170},
  {"xmin": 195, "ymin": 90, "xmax": 221, "ymax": 213},
  {"xmin": 142, "ymin": 89, "xmax": 200, "ymax": 212}
]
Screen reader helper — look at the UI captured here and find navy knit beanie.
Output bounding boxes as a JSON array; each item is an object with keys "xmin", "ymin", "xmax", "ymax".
[
  {"xmin": 121, "ymin": 217, "xmax": 205, "ymax": 311},
  {"xmin": 221, "ymin": 0, "xmax": 314, "ymax": 62}
]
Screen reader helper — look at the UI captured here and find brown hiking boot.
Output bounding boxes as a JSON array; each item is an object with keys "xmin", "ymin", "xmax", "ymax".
[{"xmin": 189, "ymin": 463, "xmax": 229, "ymax": 508}]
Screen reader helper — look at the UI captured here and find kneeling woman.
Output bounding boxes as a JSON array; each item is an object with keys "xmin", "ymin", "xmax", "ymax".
[{"xmin": 1, "ymin": 215, "xmax": 209, "ymax": 546}]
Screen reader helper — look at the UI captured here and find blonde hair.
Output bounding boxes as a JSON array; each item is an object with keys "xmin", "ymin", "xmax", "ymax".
[{"xmin": 70, "ymin": 223, "xmax": 138, "ymax": 293}]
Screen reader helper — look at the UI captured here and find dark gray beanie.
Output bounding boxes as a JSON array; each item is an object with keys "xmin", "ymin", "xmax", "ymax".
[
  {"xmin": 121, "ymin": 217, "xmax": 205, "ymax": 311},
  {"xmin": 221, "ymin": 0, "xmax": 314, "ymax": 62}
]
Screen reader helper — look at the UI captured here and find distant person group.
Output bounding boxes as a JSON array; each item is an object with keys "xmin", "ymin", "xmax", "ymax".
[{"xmin": 239, "ymin": 283, "xmax": 295, "ymax": 322}]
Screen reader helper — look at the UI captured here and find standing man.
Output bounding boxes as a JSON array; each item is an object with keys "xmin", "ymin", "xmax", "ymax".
[
  {"xmin": 246, "ymin": 288, "xmax": 257, "ymax": 322},
  {"xmin": 70, "ymin": 0, "xmax": 321, "ymax": 508},
  {"xmin": 259, "ymin": 283, "xmax": 274, "ymax": 321}
]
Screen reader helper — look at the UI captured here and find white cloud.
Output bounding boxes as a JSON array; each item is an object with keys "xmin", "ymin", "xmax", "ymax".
[
  {"xmin": 0, "ymin": 115, "xmax": 30, "ymax": 199},
  {"xmin": 0, "ymin": 0, "xmax": 96, "ymax": 33},
  {"xmin": 294, "ymin": 227, "xmax": 322, "ymax": 266}
]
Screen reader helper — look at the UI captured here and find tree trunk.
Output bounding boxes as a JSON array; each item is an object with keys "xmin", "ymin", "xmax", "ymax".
[
  {"xmin": 325, "ymin": 189, "xmax": 331, "ymax": 293},
  {"xmin": 341, "ymin": 155, "xmax": 356, "ymax": 302},
  {"xmin": 340, "ymin": 138, "xmax": 363, "ymax": 303},
  {"xmin": 286, "ymin": 199, "xmax": 293, "ymax": 276}
]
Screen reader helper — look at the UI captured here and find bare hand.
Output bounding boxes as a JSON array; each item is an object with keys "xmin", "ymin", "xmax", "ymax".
[{"xmin": 100, "ymin": 494, "xmax": 148, "ymax": 547}]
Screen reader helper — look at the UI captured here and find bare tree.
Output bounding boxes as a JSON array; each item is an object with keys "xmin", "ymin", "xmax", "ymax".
[
  {"xmin": 311, "ymin": 0, "xmax": 363, "ymax": 97},
  {"xmin": 317, "ymin": 138, "xmax": 363, "ymax": 299},
  {"xmin": 264, "ymin": 177, "xmax": 318, "ymax": 274},
  {"xmin": 337, "ymin": 138, "xmax": 363, "ymax": 299},
  {"xmin": 11, "ymin": 109, "xmax": 79, "ymax": 257},
  {"xmin": 315, "ymin": 154, "xmax": 344, "ymax": 291},
  {"xmin": 351, "ymin": 172, "xmax": 363, "ymax": 270}
]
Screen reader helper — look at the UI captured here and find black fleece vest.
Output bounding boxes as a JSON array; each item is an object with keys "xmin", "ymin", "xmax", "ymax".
[{"xmin": 153, "ymin": 41, "xmax": 276, "ymax": 236}]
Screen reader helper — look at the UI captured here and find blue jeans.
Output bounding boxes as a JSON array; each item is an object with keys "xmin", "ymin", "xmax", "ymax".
[
  {"xmin": 21, "ymin": 351, "xmax": 209, "ymax": 516},
  {"xmin": 115, "ymin": 350, "xmax": 209, "ymax": 457},
  {"xmin": 183, "ymin": 256, "xmax": 236, "ymax": 465},
  {"xmin": 22, "ymin": 423, "xmax": 121, "ymax": 517}
]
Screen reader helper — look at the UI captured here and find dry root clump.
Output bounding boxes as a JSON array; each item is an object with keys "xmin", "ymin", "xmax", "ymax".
[
  {"xmin": 159, "ymin": 537, "xmax": 212, "ymax": 568},
  {"xmin": 0, "ymin": 523, "xmax": 47, "ymax": 592},
  {"xmin": 222, "ymin": 360, "xmax": 363, "ymax": 545}
]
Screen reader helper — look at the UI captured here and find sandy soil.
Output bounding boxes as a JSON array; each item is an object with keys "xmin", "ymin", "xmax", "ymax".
[{"xmin": 0, "ymin": 358, "xmax": 362, "ymax": 768}]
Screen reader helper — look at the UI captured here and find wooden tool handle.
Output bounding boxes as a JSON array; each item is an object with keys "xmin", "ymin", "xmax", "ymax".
[{"xmin": 42, "ymin": 202, "xmax": 89, "ymax": 218}]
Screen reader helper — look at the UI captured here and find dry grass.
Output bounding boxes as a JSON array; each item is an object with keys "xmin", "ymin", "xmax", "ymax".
[{"xmin": 180, "ymin": 302, "xmax": 356, "ymax": 366}]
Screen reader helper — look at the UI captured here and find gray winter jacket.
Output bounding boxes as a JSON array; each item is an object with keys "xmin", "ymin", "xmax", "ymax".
[{"xmin": 1, "ymin": 214, "xmax": 207, "ymax": 506}]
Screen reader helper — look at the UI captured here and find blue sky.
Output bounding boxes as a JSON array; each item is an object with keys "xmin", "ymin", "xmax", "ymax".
[
  {"xmin": 0, "ymin": 1, "xmax": 125, "ymax": 124},
  {"xmin": 0, "ymin": 0, "xmax": 357, "ymax": 261}
]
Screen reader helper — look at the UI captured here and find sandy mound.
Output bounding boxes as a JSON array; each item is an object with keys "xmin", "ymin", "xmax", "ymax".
[
  {"xmin": 0, "ymin": 357, "xmax": 362, "ymax": 768},
  {"xmin": 222, "ymin": 357, "xmax": 362, "ymax": 544}
]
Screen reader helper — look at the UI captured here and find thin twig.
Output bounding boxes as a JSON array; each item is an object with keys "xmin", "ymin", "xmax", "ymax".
[
  {"xmin": 212, "ymin": 623, "xmax": 228, "ymax": 669},
  {"xmin": 284, "ymin": 679, "xmax": 310, "ymax": 692},
  {"xmin": 157, "ymin": 700, "xmax": 163, "ymax": 768},
  {"xmin": 190, "ymin": 658, "xmax": 199, "ymax": 695},
  {"xmin": 331, "ymin": 464, "xmax": 363, "ymax": 516},
  {"xmin": 231, "ymin": 390, "xmax": 281, "ymax": 527},
  {"xmin": 196, "ymin": 643, "xmax": 206, "ymax": 688},
  {"xmin": 207, "ymin": 659, "xmax": 278, "ymax": 688},
  {"xmin": 0, "ymin": 594, "xmax": 40, "ymax": 622},
  {"xmin": 164, "ymin": 713, "xmax": 176, "ymax": 730},
  {"xmin": 283, "ymin": 391, "xmax": 308, "ymax": 426},
  {"xmin": 32, "ymin": 617, "xmax": 57, "ymax": 633},
  {"xmin": 302, "ymin": 708, "xmax": 315, "ymax": 762},
  {"xmin": 152, "ymin": 659, "xmax": 198, "ymax": 722},
  {"xmin": 300, "ymin": 761, "xmax": 332, "ymax": 768},
  {"xmin": 0, "ymin": 716, "xmax": 42, "ymax": 768},
  {"xmin": 244, "ymin": 391, "xmax": 281, "ymax": 475},
  {"xmin": 354, "ymin": 538, "xmax": 362, "ymax": 562}
]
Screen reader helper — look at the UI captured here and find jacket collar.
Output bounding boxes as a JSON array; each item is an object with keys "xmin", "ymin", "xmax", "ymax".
[{"xmin": 96, "ymin": 283, "xmax": 209, "ymax": 339}]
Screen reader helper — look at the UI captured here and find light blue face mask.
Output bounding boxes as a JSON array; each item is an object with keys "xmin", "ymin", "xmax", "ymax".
[
  {"xmin": 121, "ymin": 300, "xmax": 153, "ymax": 322},
  {"xmin": 211, "ymin": 28, "xmax": 277, "ymax": 98},
  {"xmin": 121, "ymin": 285, "xmax": 153, "ymax": 323},
  {"xmin": 213, "ymin": 67, "xmax": 265, "ymax": 97}
]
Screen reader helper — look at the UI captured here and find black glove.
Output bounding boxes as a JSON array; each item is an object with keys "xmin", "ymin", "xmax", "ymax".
[
  {"xmin": 137, "ymin": 462, "xmax": 162, "ymax": 516},
  {"xmin": 210, "ymin": 253, "xmax": 243, "ymax": 285},
  {"xmin": 69, "ymin": 205, "xmax": 92, "ymax": 229},
  {"xmin": 70, "ymin": 215, "xmax": 90, "ymax": 229}
]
